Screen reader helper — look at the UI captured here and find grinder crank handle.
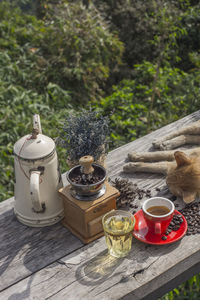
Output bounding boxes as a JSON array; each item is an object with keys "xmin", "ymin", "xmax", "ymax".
[{"xmin": 79, "ymin": 155, "xmax": 94, "ymax": 174}]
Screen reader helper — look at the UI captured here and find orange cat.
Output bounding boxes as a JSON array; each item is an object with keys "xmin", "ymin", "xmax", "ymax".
[
  {"xmin": 167, "ymin": 151, "xmax": 200, "ymax": 203},
  {"xmin": 124, "ymin": 148, "xmax": 200, "ymax": 203}
]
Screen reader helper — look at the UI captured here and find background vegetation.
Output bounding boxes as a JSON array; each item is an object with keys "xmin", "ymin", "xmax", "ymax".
[{"xmin": 0, "ymin": 0, "xmax": 200, "ymax": 298}]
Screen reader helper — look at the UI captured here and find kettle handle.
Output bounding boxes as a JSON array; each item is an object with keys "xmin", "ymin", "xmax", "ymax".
[{"xmin": 30, "ymin": 171, "xmax": 45, "ymax": 213}]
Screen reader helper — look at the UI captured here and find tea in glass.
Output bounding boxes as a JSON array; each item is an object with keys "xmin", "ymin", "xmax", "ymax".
[{"xmin": 102, "ymin": 210, "xmax": 135, "ymax": 258}]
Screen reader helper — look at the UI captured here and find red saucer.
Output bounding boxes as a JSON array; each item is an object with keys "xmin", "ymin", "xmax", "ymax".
[{"xmin": 133, "ymin": 209, "xmax": 187, "ymax": 245}]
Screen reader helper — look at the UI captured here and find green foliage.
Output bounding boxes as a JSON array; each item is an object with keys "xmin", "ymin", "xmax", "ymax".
[
  {"xmin": 35, "ymin": 0, "xmax": 124, "ymax": 102},
  {"xmin": 160, "ymin": 273, "xmax": 200, "ymax": 300},
  {"xmin": 175, "ymin": 3, "xmax": 200, "ymax": 70},
  {"xmin": 0, "ymin": 1, "xmax": 123, "ymax": 103},
  {"xmin": 94, "ymin": 1, "xmax": 185, "ymax": 65},
  {"xmin": 94, "ymin": 0, "xmax": 199, "ymax": 82},
  {"xmin": 96, "ymin": 61, "xmax": 200, "ymax": 147}
]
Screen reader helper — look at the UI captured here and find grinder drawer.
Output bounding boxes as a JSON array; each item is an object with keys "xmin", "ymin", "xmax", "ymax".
[{"xmin": 88, "ymin": 215, "xmax": 104, "ymax": 237}]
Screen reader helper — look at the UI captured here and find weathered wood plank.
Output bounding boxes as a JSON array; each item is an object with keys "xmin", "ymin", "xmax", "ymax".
[
  {"xmin": 0, "ymin": 201, "xmax": 83, "ymax": 291},
  {"xmin": 1, "ymin": 234, "xmax": 200, "ymax": 300},
  {"xmin": 1, "ymin": 111, "xmax": 200, "ymax": 299}
]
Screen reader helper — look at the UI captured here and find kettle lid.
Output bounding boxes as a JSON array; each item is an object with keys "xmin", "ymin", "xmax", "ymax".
[
  {"xmin": 14, "ymin": 115, "xmax": 55, "ymax": 160},
  {"xmin": 14, "ymin": 134, "xmax": 55, "ymax": 160}
]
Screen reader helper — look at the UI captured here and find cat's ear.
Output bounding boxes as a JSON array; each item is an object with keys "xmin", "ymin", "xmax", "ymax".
[
  {"xmin": 182, "ymin": 191, "xmax": 196, "ymax": 203},
  {"xmin": 174, "ymin": 151, "xmax": 191, "ymax": 167}
]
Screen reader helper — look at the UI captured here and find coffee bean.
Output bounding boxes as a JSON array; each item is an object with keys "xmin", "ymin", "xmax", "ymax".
[
  {"xmin": 171, "ymin": 195, "xmax": 177, "ymax": 201},
  {"xmin": 177, "ymin": 215, "xmax": 182, "ymax": 219},
  {"xmin": 174, "ymin": 225, "xmax": 180, "ymax": 231}
]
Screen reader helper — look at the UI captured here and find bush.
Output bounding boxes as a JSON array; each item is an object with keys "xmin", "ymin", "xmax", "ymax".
[
  {"xmin": 175, "ymin": 3, "xmax": 200, "ymax": 71},
  {"xmin": 94, "ymin": 1, "xmax": 182, "ymax": 65},
  {"xmin": 96, "ymin": 61, "xmax": 200, "ymax": 148},
  {"xmin": 94, "ymin": 0, "xmax": 200, "ymax": 80},
  {"xmin": 0, "ymin": 1, "xmax": 124, "ymax": 103}
]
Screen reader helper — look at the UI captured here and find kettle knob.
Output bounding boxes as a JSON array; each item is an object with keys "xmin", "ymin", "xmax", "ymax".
[{"xmin": 33, "ymin": 114, "xmax": 42, "ymax": 134}]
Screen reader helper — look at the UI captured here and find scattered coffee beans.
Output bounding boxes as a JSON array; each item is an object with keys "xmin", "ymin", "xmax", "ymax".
[
  {"xmin": 179, "ymin": 202, "xmax": 200, "ymax": 236},
  {"xmin": 161, "ymin": 214, "xmax": 184, "ymax": 240},
  {"xmin": 110, "ymin": 178, "xmax": 152, "ymax": 209},
  {"xmin": 167, "ymin": 214, "xmax": 183, "ymax": 232}
]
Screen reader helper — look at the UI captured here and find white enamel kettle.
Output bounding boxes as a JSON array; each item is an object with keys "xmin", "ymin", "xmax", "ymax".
[{"xmin": 14, "ymin": 115, "xmax": 64, "ymax": 227}]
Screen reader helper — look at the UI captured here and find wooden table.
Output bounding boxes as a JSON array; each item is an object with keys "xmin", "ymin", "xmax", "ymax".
[{"xmin": 1, "ymin": 111, "xmax": 200, "ymax": 300}]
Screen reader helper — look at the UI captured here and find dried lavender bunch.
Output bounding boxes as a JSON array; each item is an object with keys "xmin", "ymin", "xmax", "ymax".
[{"xmin": 61, "ymin": 109, "xmax": 109, "ymax": 162}]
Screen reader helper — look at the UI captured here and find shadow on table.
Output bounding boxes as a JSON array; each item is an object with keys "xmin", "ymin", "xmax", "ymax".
[
  {"xmin": 7, "ymin": 276, "xmax": 35, "ymax": 300},
  {"xmin": 75, "ymin": 236, "xmax": 183, "ymax": 289},
  {"xmin": 0, "ymin": 207, "xmax": 82, "ymax": 292},
  {"xmin": 75, "ymin": 249, "xmax": 124, "ymax": 286}
]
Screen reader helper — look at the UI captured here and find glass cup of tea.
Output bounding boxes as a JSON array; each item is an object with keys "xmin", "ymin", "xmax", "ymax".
[
  {"xmin": 142, "ymin": 197, "xmax": 175, "ymax": 235},
  {"xmin": 102, "ymin": 210, "xmax": 135, "ymax": 258}
]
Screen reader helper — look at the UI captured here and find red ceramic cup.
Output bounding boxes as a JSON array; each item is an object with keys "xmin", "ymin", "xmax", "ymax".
[{"xmin": 142, "ymin": 197, "xmax": 175, "ymax": 235}]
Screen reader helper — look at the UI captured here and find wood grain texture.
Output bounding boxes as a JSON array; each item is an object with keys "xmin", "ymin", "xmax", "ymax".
[
  {"xmin": 1, "ymin": 235, "xmax": 200, "ymax": 300},
  {"xmin": 1, "ymin": 110, "xmax": 200, "ymax": 299},
  {"xmin": 0, "ymin": 198, "xmax": 83, "ymax": 292}
]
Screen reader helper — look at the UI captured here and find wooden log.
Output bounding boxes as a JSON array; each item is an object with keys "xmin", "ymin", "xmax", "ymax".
[
  {"xmin": 159, "ymin": 135, "xmax": 200, "ymax": 150},
  {"xmin": 153, "ymin": 120, "xmax": 200, "ymax": 149},
  {"xmin": 123, "ymin": 161, "xmax": 171, "ymax": 175},
  {"xmin": 128, "ymin": 147, "xmax": 200, "ymax": 162},
  {"xmin": 128, "ymin": 151, "xmax": 175, "ymax": 162}
]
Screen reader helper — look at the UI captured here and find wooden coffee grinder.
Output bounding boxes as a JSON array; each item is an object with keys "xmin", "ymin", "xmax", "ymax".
[{"xmin": 59, "ymin": 156, "xmax": 119, "ymax": 244}]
